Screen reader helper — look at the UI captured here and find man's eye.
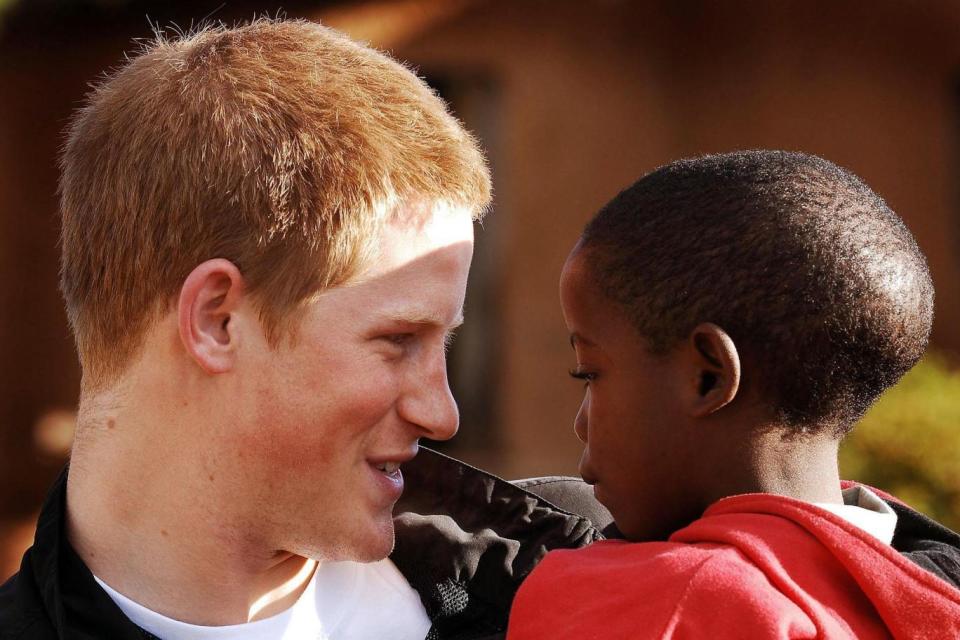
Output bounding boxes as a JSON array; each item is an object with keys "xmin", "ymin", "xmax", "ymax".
[{"xmin": 383, "ymin": 333, "xmax": 413, "ymax": 347}]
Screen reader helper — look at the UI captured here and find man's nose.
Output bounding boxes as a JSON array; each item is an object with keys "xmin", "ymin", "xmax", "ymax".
[
  {"xmin": 398, "ymin": 347, "xmax": 459, "ymax": 441},
  {"xmin": 574, "ymin": 395, "xmax": 589, "ymax": 443}
]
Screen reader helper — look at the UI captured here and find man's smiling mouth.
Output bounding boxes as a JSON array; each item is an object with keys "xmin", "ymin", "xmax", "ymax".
[{"xmin": 374, "ymin": 461, "xmax": 401, "ymax": 476}]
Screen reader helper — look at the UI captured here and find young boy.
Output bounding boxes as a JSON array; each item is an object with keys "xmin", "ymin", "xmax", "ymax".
[{"xmin": 507, "ymin": 151, "xmax": 960, "ymax": 638}]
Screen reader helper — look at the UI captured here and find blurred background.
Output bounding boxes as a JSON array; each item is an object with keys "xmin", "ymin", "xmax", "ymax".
[{"xmin": 2, "ymin": 0, "xmax": 959, "ymax": 580}]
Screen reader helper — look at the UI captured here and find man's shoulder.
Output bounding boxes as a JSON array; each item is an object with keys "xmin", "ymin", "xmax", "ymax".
[
  {"xmin": 0, "ymin": 567, "xmax": 56, "ymax": 640},
  {"xmin": 391, "ymin": 449, "xmax": 608, "ymax": 639},
  {"xmin": 886, "ymin": 496, "xmax": 960, "ymax": 588}
]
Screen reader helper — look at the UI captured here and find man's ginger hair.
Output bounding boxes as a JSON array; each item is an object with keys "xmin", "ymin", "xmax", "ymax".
[{"xmin": 60, "ymin": 19, "xmax": 491, "ymax": 387}]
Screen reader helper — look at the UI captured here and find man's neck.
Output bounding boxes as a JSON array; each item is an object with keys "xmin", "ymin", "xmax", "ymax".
[{"xmin": 67, "ymin": 391, "xmax": 316, "ymax": 625}]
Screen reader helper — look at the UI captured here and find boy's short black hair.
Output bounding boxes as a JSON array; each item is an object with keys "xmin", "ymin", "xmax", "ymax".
[{"xmin": 579, "ymin": 150, "xmax": 934, "ymax": 435}]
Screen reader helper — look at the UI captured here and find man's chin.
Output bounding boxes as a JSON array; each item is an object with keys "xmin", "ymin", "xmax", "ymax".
[
  {"xmin": 353, "ymin": 527, "xmax": 396, "ymax": 562},
  {"xmin": 322, "ymin": 516, "xmax": 396, "ymax": 563}
]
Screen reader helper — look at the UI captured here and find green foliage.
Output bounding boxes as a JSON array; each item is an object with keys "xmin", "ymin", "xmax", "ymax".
[{"xmin": 840, "ymin": 352, "xmax": 960, "ymax": 531}]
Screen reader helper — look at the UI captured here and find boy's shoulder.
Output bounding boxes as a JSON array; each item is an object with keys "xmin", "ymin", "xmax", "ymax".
[
  {"xmin": 508, "ymin": 492, "xmax": 960, "ymax": 640},
  {"xmin": 510, "ymin": 535, "xmax": 814, "ymax": 639},
  {"xmin": 532, "ymin": 535, "xmax": 773, "ymax": 608}
]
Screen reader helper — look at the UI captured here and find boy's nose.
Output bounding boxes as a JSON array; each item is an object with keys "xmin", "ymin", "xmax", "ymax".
[{"xmin": 574, "ymin": 396, "xmax": 588, "ymax": 443}]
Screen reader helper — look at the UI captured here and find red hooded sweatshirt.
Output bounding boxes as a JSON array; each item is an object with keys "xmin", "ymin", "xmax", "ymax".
[{"xmin": 507, "ymin": 492, "xmax": 960, "ymax": 639}]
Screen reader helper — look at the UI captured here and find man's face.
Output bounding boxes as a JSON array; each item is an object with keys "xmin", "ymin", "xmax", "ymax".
[
  {"xmin": 220, "ymin": 202, "xmax": 474, "ymax": 562},
  {"xmin": 559, "ymin": 249, "xmax": 695, "ymax": 541}
]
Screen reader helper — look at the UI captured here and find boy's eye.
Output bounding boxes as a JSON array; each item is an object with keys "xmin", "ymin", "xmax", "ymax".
[
  {"xmin": 568, "ymin": 368, "xmax": 597, "ymax": 386},
  {"xmin": 442, "ymin": 328, "xmax": 458, "ymax": 353}
]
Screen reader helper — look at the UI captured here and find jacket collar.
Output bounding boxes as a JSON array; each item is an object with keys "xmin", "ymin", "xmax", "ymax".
[
  {"xmin": 27, "ymin": 449, "xmax": 603, "ymax": 640},
  {"xmin": 391, "ymin": 448, "xmax": 604, "ymax": 638}
]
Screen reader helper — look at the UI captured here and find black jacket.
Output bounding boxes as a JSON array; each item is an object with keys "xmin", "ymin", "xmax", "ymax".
[
  {"xmin": 2, "ymin": 448, "xmax": 959, "ymax": 639},
  {"xmin": 0, "ymin": 449, "xmax": 608, "ymax": 640}
]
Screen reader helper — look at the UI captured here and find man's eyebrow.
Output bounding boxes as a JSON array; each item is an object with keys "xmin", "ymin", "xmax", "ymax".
[{"xmin": 380, "ymin": 308, "xmax": 465, "ymax": 329}]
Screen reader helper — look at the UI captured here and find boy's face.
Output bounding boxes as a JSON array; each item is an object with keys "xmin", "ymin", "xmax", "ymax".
[{"xmin": 559, "ymin": 249, "xmax": 700, "ymax": 541}]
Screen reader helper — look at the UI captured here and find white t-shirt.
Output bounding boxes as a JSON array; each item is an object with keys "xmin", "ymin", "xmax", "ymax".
[
  {"xmin": 814, "ymin": 484, "xmax": 898, "ymax": 545},
  {"xmin": 94, "ymin": 558, "xmax": 431, "ymax": 640}
]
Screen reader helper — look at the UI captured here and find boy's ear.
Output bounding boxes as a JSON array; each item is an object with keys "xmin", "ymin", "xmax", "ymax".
[
  {"xmin": 177, "ymin": 259, "xmax": 247, "ymax": 375},
  {"xmin": 684, "ymin": 322, "xmax": 741, "ymax": 418}
]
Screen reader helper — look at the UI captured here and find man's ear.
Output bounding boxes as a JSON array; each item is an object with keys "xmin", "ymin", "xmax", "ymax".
[
  {"xmin": 685, "ymin": 322, "xmax": 741, "ymax": 418},
  {"xmin": 177, "ymin": 259, "xmax": 246, "ymax": 375}
]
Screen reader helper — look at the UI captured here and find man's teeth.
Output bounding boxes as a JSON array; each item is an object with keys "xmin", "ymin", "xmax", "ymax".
[{"xmin": 376, "ymin": 462, "xmax": 400, "ymax": 474}]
